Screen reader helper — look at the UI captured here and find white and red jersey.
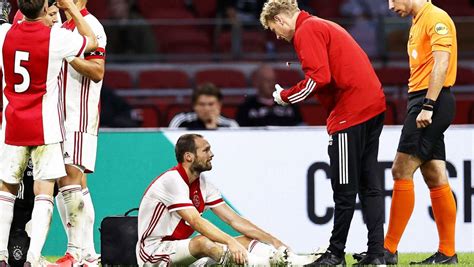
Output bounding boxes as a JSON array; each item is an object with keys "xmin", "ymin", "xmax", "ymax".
[
  {"xmin": 60, "ymin": 9, "xmax": 106, "ymax": 135},
  {"xmin": 0, "ymin": 21, "xmax": 87, "ymax": 146},
  {"xmin": 137, "ymin": 164, "xmax": 225, "ymax": 263}
]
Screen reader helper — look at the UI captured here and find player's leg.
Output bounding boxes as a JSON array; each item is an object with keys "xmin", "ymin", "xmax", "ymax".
[
  {"xmin": 384, "ymin": 94, "xmax": 426, "ymax": 256},
  {"xmin": 355, "ymin": 113, "xmax": 386, "ymax": 265},
  {"xmin": 26, "ymin": 143, "xmax": 66, "ymax": 265},
  {"xmin": 409, "ymin": 88, "xmax": 457, "ymax": 264},
  {"xmin": 308, "ymin": 129, "xmax": 362, "ymax": 266},
  {"xmin": 57, "ymin": 132, "xmax": 98, "ymax": 265},
  {"xmin": 0, "ymin": 144, "xmax": 29, "ymax": 264},
  {"xmin": 412, "ymin": 157, "xmax": 457, "ymax": 264},
  {"xmin": 80, "ymin": 174, "xmax": 99, "ymax": 264}
]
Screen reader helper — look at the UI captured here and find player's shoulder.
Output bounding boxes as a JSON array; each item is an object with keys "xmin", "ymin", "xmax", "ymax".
[{"xmin": 426, "ymin": 4, "xmax": 454, "ymax": 24}]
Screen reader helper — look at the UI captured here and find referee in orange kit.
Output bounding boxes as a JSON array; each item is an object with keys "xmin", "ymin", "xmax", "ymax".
[{"xmin": 384, "ymin": 0, "xmax": 458, "ymax": 264}]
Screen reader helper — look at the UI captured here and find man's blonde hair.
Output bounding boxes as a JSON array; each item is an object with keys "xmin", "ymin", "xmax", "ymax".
[{"xmin": 260, "ymin": 0, "xmax": 299, "ymax": 29}]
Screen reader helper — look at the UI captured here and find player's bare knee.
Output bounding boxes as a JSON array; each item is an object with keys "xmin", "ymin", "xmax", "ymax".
[
  {"xmin": 59, "ymin": 165, "xmax": 83, "ymax": 186},
  {"xmin": 189, "ymin": 236, "xmax": 221, "ymax": 259},
  {"xmin": 421, "ymin": 161, "xmax": 448, "ymax": 188},
  {"xmin": 33, "ymin": 179, "xmax": 55, "ymax": 196}
]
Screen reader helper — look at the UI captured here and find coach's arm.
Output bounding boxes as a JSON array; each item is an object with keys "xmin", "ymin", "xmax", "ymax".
[
  {"xmin": 68, "ymin": 58, "xmax": 105, "ymax": 83},
  {"xmin": 177, "ymin": 208, "xmax": 248, "ymax": 264},
  {"xmin": 211, "ymin": 203, "xmax": 287, "ymax": 250}
]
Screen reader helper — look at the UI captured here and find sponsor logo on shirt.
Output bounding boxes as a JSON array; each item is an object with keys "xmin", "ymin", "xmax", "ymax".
[{"xmin": 434, "ymin": 23, "xmax": 449, "ymax": 35}]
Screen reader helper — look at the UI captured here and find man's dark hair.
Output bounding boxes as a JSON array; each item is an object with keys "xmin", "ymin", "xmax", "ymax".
[
  {"xmin": 19, "ymin": 0, "xmax": 45, "ymax": 19},
  {"xmin": 175, "ymin": 134, "xmax": 203, "ymax": 163},
  {"xmin": 191, "ymin": 83, "xmax": 223, "ymax": 105}
]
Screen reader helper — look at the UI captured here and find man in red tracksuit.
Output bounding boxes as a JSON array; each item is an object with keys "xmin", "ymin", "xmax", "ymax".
[{"xmin": 260, "ymin": 1, "xmax": 387, "ymax": 266}]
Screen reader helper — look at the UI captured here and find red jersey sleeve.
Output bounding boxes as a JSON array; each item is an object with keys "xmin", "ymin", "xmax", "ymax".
[{"xmin": 280, "ymin": 24, "xmax": 331, "ymax": 104}]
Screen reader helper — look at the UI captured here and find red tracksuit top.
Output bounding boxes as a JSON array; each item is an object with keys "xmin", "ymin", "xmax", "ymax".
[{"xmin": 280, "ymin": 11, "xmax": 386, "ymax": 134}]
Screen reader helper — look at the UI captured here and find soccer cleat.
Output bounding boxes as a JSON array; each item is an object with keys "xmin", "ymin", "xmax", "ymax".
[
  {"xmin": 352, "ymin": 253, "xmax": 386, "ymax": 266},
  {"xmin": 383, "ymin": 249, "xmax": 398, "ymax": 265},
  {"xmin": 304, "ymin": 250, "xmax": 346, "ymax": 266},
  {"xmin": 271, "ymin": 246, "xmax": 324, "ymax": 266},
  {"xmin": 81, "ymin": 254, "xmax": 100, "ymax": 267},
  {"xmin": 0, "ymin": 260, "xmax": 9, "ymax": 267},
  {"xmin": 55, "ymin": 253, "xmax": 80, "ymax": 267},
  {"xmin": 23, "ymin": 257, "xmax": 57, "ymax": 267},
  {"xmin": 409, "ymin": 251, "xmax": 458, "ymax": 265}
]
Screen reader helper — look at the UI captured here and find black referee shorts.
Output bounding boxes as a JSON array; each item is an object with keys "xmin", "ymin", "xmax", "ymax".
[{"xmin": 397, "ymin": 88, "xmax": 455, "ymax": 162}]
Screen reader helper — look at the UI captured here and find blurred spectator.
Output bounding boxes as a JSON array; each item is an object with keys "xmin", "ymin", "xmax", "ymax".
[
  {"xmin": 339, "ymin": 0, "xmax": 385, "ymax": 57},
  {"xmin": 217, "ymin": 0, "xmax": 264, "ymax": 26},
  {"xmin": 169, "ymin": 83, "xmax": 239, "ymax": 130},
  {"xmin": 236, "ymin": 65, "xmax": 303, "ymax": 126},
  {"xmin": 100, "ymin": 85, "xmax": 141, "ymax": 127},
  {"xmin": 106, "ymin": 0, "xmax": 157, "ymax": 55}
]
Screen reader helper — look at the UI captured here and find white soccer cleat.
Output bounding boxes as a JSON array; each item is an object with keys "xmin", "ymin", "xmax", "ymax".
[
  {"xmin": 271, "ymin": 246, "xmax": 327, "ymax": 266},
  {"xmin": 81, "ymin": 254, "xmax": 101, "ymax": 267}
]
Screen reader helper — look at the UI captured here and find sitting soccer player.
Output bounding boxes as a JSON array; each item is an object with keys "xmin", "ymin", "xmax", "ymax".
[{"xmin": 137, "ymin": 134, "xmax": 317, "ymax": 266}]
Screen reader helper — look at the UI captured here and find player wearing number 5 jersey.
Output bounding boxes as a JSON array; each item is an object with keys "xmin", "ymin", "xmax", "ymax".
[{"xmin": 0, "ymin": 0, "xmax": 97, "ymax": 266}]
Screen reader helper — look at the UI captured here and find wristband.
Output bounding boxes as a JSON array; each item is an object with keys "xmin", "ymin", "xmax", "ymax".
[
  {"xmin": 422, "ymin": 104, "xmax": 434, "ymax": 111},
  {"xmin": 422, "ymin": 98, "xmax": 436, "ymax": 106}
]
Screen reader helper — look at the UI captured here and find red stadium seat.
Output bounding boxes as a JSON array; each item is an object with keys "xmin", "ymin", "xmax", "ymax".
[
  {"xmin": 195, "ymin": 69, "xmax": 247, "ymax": 88},
  {"xmin": 194, "ymin": 0, "xmax": 217, "ymax": 18},
  {"xmin": 308, "ymin": 0, "xmax": 344, "ymax": 18},
  {"xmin": 456, "ymin": 67, "xmax": 474, "ymax": 85},
  {"xmin": 138, "ymin": 70, "xmax": 191, "ymax": 89},
  {"xmin": 221, "ymin": 104, "xmax": 238, "ymax": 119},
  {"xmin": 274, "ymin": 68, "xmax": 304, "ymax": 87},
  {"xmin": 375, "ymin": 67, "xmax": 410, "ymax": 86},
  {"xmin": 453, "ymin": 99, "xmax": 474, "ymax": 124},
  {"xmin": 218, "ymin": 31, "xmax": 267, "ymax": 53},
  {"xmin": 131, "ymin": 104, "xmax": 161, "ymax": 127},
  {"xmin": 86, "ymin": 0, "xmax": 108, "ymax": 19},
  {"xmin": 137, "ymin": 0, "xmax": 187, "ymax": 12},
  {"xmin": 158, "ymin": 29, "xmax": 212, "ymax": 54},
  {"xmin": 299, "ymin": 102, "xmax": 328, "ymax": 126},
  {"xmin": 104, "ymin": 70, "xmax": 133, "ymax": 89},
  {"xmin": 384, "ymin": 100, "xmax": 398, "ymax": 125},
  {"xmin": 144, "ymin": 7, "xmax": 194, "ymax": 20}
]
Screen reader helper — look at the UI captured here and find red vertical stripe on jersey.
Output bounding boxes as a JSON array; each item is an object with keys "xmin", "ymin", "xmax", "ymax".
[
  {"xmin": 62, "ymin": 61, "xmax": 68, "ymax": 119},
  {"xmin": 85, "ymin": 78, "xmax": 90, "ymax": 132}
]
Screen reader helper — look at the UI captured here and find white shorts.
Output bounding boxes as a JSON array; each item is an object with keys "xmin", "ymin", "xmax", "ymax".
[
  {"xmin": 137, "ymin": 239, "xmax": 195, "ymax": 267},
  {"xmin": 63, "ymin": 131, "xmax": 97, "ymax": 173},
  {"xmin": 0, "ymin": 142, "xmax": 66, "ymax": 184}
]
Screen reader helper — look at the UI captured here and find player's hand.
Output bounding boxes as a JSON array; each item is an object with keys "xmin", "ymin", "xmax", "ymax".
[
  {"xmin": 416, "ymin": 109, "xmax": 433, "ymax": 128},
  {"xmin": 56, "ymin": 0, "xmax": 75, "ymax": 11},
  {"xmin": 227, "ymin": 239, "xmax": 248, "ymax": 265},
  {"xmin": 273, "ymin": 84, "xmax": 288, "ymax": 106}
]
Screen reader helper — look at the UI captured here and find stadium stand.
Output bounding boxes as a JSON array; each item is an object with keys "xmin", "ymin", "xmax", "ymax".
[
  {"xmin": 138, "ymin": 70, "xmax": 191, "ymax": 89},
  {"xmin": 104, "ymin": 70, "xmax": 134, "ymax": 89},
  {"xmin": 194, "ymin": 69, "xmax": 247, "ymax": 88}
]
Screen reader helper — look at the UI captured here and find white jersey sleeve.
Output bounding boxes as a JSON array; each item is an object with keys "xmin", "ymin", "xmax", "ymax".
[
  {"xmin": 157, "ymin": 174, "xmax": 194, "ymax": 212},
  {"xmin": 202, "ymin": 177, "xmax": 225, "ymax": 209},
  {"xmin": 50, "ymin": 27, "xmax": 87, "ymax": 60}
]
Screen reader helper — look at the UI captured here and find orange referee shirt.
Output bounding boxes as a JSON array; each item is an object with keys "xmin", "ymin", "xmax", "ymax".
[{"xmin": 407, "ymin": 2, "xmax": 457, "ymax": 93}]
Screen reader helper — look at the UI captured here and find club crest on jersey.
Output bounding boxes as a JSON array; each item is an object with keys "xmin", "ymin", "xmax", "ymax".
[
  {"xmin": 434, "ymin": 23, "xmax": 448, "ymax": 35},
  {"xmin": 192, "ymin": 194, "xmax": 201, "ymax": 207}
]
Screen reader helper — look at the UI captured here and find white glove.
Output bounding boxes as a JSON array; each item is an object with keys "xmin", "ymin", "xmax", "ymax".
[{"xmin": 273, "ymin": 84, "xmax": 288, "ymax": 106}]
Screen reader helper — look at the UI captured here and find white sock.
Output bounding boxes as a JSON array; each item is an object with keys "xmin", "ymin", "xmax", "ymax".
[
  {"xmin": 82, "ymin": 188, "xmax": 97, "ymax": 258},
  {"xmin": 0, "ymin": 191, "xmax": 16, "ymax": 260},
  {"xmin": 26, "ymin": 195, "xmax": 54, "ymax": 263},
  {"xmin": 248, "ymin": 240, "xmax": 276, "ymax": 258},
  {"xmin": 247, "ymin": 253, "xmax": 271, "ymax": 266},
  {"xmin": 59, "ymin": 185, "xmax": 84, "ymax": 260},
  {"xmin": 189, "ymin": 257, "xmax": 217, "ymax": 267},
  {"xmin": 55, "ymin": 191, "xmax": 68, "ymax": 235}
]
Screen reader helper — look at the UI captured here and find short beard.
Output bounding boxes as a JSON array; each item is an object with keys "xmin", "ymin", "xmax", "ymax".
[{"xmin": 191, "ymin": 162, "xmax": 211, "ymax": 174}]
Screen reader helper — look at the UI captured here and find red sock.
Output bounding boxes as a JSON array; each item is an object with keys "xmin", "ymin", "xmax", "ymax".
[
  {"xmin": 430, "ymin": 184, "xmax": 456, "ymax": 256},
  {"xmin": 384, "ymin": 179, "xmax": 415, "ymax": 254}
]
